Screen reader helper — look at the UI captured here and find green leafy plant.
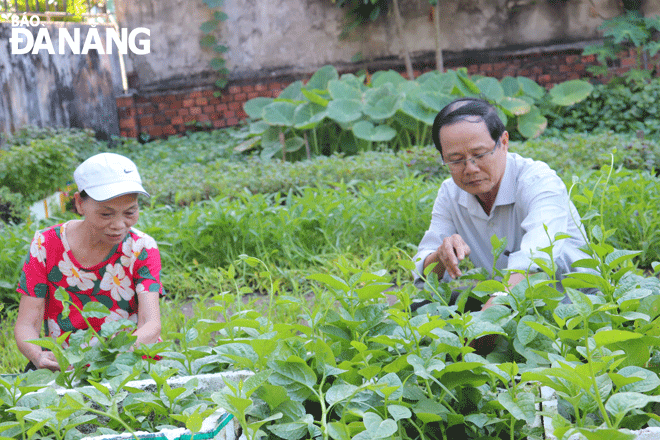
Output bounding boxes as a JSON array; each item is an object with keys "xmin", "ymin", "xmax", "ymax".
[
  {"xmin": 548, "ymin": 78, "xmax": 660, "ymax": 136},
  {"xmin": 0, "ymin": 139, "xmax": 78, "ymax": 204},
  {"xmin": 239, "ymin": 65, "xmax": 593, "ymax": 161},
  {"xmin": 0, "ymin": 187, "xmax": 29, "ymax": 225},
  {"xmin": 583, "ymin": 12, "xmax": 660, "ymax": 82}
]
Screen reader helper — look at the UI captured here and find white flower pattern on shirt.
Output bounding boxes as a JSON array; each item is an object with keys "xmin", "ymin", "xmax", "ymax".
[
  {"xmin": 30, "ymin": 231, "xmax": 47, "ymax": 265},
  {"xmin": 59, "ymin": 252, "xmax": 96, "ymax": 291},
  {"xmin": 100, "ymin": 263, "xmax": 134, "ymax": 302},
  {"xmin": 47, "ymin": 319, "xmax": 69, "ymax": 348},
  {"xmin": 107, "ymin": 308, "xmax": 138, "ymax": 324},
  {"xmin": 121, "ymin": 232, "xmax": 158, "ymax": 273}
]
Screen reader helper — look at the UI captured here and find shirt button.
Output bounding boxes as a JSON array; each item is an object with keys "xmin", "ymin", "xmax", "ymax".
[{"xmin": 488, "ymin": 221, "xmax": 494, "ymax": 228}]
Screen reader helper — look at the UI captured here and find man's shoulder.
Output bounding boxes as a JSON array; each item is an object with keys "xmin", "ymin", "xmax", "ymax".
[
  {"xmin": 509, "ymin": 153, "xmax": 558, "ymax": 181},
  {"xmin": 508, "ymin": 153, "xmax": 567, "ymax": 199}
]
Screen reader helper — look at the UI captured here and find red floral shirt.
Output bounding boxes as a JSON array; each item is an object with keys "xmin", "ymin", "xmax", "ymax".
[{"xmin": 17, "ymin": 221, "xmax": 164, "ymax": 342}]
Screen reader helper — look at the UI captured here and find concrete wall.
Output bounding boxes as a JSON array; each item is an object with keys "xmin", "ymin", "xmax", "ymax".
[
  {"xmin": 115, "ymin": 0, "xmax": 632, "ymax": 91},
  {"xmin": 0, "ymin": 23, "xmax": 123, "ymax": 139}
]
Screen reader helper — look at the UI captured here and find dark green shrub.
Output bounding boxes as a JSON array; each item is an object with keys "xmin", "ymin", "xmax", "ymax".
[
  {"xmin": 547, "ymin": 79, "xmax": 660, "ymax": 136},
  {"xmin": 0, "ymin": 187, "xmax": 29, "ymax": 224},
  {"xmin": 1, "ymin": 125, "xmax": 103, "ymax": 161},
  {"xmin": 0, "ymin": 139, "xmax": 78, "ymax": 204},
  {"xmin": 511, "ymin": 132, "xmax": 660, "ymax": 174}
]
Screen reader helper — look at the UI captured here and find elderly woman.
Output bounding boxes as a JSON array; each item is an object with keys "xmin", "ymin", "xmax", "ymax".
[{"xmin": 14, "ymin": 152, "xmax": 164, "ymax": 371}]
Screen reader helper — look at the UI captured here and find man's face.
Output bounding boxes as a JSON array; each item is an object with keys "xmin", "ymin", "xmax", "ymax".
[{"xmin": 439, "ymin": 119, "xmax": 508, "ymax": 203}]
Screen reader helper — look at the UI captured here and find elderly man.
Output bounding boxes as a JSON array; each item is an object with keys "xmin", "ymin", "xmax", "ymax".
[{"xmin": 413, "ymin": 97, "xmax": 588, "ymax": 309}]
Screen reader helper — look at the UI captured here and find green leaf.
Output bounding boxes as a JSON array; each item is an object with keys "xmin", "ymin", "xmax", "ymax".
[
  {"xmin": 293, "ymin": 102, "xmax": 327, "ymax": 129},
  {"xmin": 210, "ymin": 57, "xmax": 226, "ymax": 70},
  {"xmin": 356, "ymin": 412, "xmax": 398, "ymax": 440},
  {"xmin": 567, "ymin": 428, "xmax": 636, "ymax": 440},
  {"xmin": 605, "ymin": 249, "xmax": 641, "ymax": 268},
  {"xmin": 186, "ymin": 406, "xmax": 205, "ymax": 433},
  {"xmin": 498, "ymin": 97, "xmax": 531, "ymax": 116},
  {"xmin": 200, "ymin": 35, "xmax": 215, "ymax": 48},
  {"xmin": 407, "ymin": 354, "xmax": 445, "ymax": 379},
  {"xmin": 605, "ymin": 392, "xmax": 660, "ymax": 421},
  {"xmin": 262, "ymin": 102, "xmax": 297, "ymax": 126},
  {"xmin": 278, "ymin": 81, "xmax": 305, "ymax": 101},
  {"xmin": 301, "ymin": 88, "xmax": 329, "ymax": 106},
  {"xmin": 593, "ymin": 329, "xmax": 642, "ymax": 347},
  {"xmin": 517, "ymin": 315, "xmax": 538, "ymax": 345},
  {"xmin": 549, "ymin": 80, "xmax": 594, "ymax": 106},
  {"xmin": 517, "ymin": 76, "xmax": 545, "ymax": 99},
  {"xmin": 388, "ymin": 404, "xmax": 412, "ymax": 421},
  {"xmin": 268, "ymin": 415, "xmax": 313, "ymax": 440},
  {"xmin": 398, "ymin": 101, "xmax": 436, "ymax": 126},
  {"xmin": 305, "ymin": 65, "xmax": 339, "ymax": 91},
  {"xmin": 268, "ymin": 360, "xmax": 317, "ymax": 402},
  {"xmin": 284, "ymin": 137, "xmax": 305, "ymax": 153},
  {"xmin": 199, "ymin": 19, "xmax": 219, "ymax": 34},
  {"xmin": 497, "ymin": 390, "xmax": 536, "ymax": 424},
  {"xmin": 476, "ymin": 77, "xmax": 504, "ymax": 102},
  {"xmin": 501, "ymin": 76, "xmax": 521, "ymax": 96},
  {"xmin": 370, "ymin": 70, "xmax": 406, "ymax": 88},
  {"xmin": 328, "ymin": 80, "xmax": 362, "ymax": 101},
  {"xmin": 327, "ymin": 99, "xmax": 362, "ymax": 123},
  {"xmin": 307, "ymin": 273, "xmax": 350, "ymax": 292},
  {"xmin": 523, "ymin": 320, "xmax": 556, "ymax": 340},
  {"xmin": 326, "ymin": 383, "xmax": 358, "ymax": 406},
  {"xmin": 328, "ymin": 422, "xmax": 352, "ymax": 440},
  {"xmin": 457, "ymin": 74, "xmax": 481, "ymax": 95},
  {"xmin": 517, "ymin": 107, "xmax": 547, "ymax": 138},
  {"xmin": 81, "ymin": 301, "xmax": 110, "ymax": 319},
  {"xmin": 214, "ymin": 10, "xmax": 228, "ymax": 21},
  {"xmin": 417, "ymin": 92, "xmax": 454, "ymax": 112},
  {"xmin": 352, "ymin": 121, "xmax": 396, "ymax": 142},
  {"xmin": 363, "ymin": 94, "xmax": 402, "ymax": 120},
  {"xmin": 213, "ymin": 44, "xmax": 228, "ymax": 54}
]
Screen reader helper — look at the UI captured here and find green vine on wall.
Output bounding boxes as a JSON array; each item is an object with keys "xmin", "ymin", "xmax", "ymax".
[{"xmin": 200, "ymin": 0, "xmax": 229, "ymax": 94}]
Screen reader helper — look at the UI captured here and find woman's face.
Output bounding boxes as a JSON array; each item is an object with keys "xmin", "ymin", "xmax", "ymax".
[{"xmin": 75, "ymin": 193, "xmax": 139, "ymax": 246}]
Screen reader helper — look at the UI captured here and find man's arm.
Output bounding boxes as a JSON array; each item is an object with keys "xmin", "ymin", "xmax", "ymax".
[
  {"xmin": 507, "ymin": 166, "xmax": 586, "ymax": 277},
  {"xmin": 413, "ymin": 183, "xmax": 460, "ymax": 283}
]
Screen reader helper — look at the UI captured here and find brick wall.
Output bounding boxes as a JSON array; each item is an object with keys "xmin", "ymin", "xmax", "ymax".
[
  {"xmin": 116, "ymin": 47, "xmax": 658, "ymax": 139},
  {"xmin": 116, "ymin": 82, "xmax": 287, "ymax": 139}
]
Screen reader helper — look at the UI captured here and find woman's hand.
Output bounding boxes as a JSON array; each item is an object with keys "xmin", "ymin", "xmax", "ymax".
[
  {"xmin": 14, "ymin": 295, "xmax": 59, "ymax": 370},
  {"xmin": 33, "ymin": 351, "xmax": 60, "ymax": 371},
  {"xmin": 133, "ymin": 290, "xmax": 162, "ymax": 349}
]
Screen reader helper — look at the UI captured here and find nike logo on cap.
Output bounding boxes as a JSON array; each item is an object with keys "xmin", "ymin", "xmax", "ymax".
[{"xmin": 124, "ymin": 169, "xmax": 133, "ymax": 173}]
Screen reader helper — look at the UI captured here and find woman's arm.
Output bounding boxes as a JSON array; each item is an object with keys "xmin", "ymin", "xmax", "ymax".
[
  {"xmin": 14, "ymin": 296, "xmax": 60, "ymax": 371},
  {"xmin": 133, "ymin": 290, "xmax": 161, "ymax": 347}
]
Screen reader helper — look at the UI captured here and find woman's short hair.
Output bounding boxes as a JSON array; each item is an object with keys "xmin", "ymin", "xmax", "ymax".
[{"xmin": 431, "ymin": 97, "xmax": 506, "ymax": 156}]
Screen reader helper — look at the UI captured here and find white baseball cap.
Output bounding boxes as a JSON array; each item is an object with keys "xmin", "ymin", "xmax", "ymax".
[{"xmin": 74, "ymin": 153, "xmax": 149, "ymax": 202}]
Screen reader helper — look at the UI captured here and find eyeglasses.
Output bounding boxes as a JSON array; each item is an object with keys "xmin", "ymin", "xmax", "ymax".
[{"xmin": 442, "ymin": 139, "xmax": 501, "ymax": 171}]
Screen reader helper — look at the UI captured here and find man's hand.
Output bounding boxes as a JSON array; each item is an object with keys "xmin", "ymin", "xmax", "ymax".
[{"xmin": 436, "ymin": 234, "xmax": 471, "ymax": 279}]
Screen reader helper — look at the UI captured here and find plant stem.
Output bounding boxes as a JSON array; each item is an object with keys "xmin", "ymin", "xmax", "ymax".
[{"xmin": 584, "ymin": 318, "xmax": 613, "ymax": 428}]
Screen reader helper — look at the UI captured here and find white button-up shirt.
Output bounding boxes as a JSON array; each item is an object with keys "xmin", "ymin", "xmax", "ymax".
[{"xmin": 413, "ymin": 152, "xmax": 588, "ymax": 284}]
